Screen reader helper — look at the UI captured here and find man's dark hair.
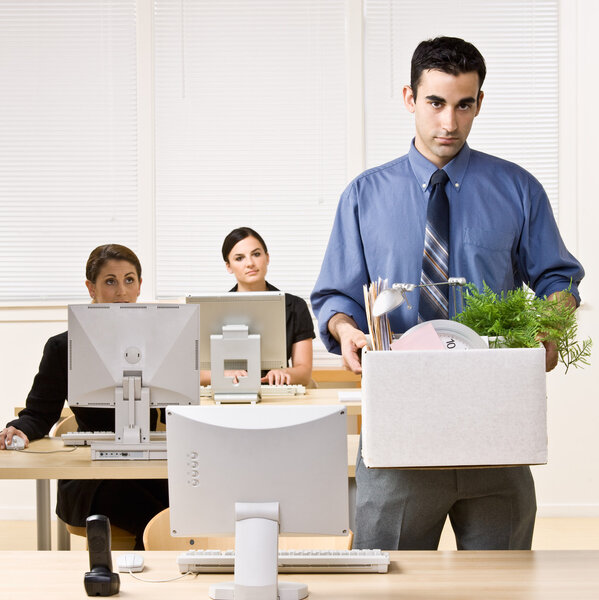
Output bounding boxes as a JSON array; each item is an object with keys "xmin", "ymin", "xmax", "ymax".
[{"xmin": 410, "ymin": 36, "xmax": 486, "ymax": 99}]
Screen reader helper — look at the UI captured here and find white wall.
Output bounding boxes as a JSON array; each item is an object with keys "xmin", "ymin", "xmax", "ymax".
[
  {"xmin": 531, "ymin": 0, "xmax": 599, "ymax": 518},
  {"xmin": 0, "ymin": 308, "xmax": 66, "ymax": 518},
  {"xmin": 1, "ymin": 0, "xmax": 598, "ymax": 521}
]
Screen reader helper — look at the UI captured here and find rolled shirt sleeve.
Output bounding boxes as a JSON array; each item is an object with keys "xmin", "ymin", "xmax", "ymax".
[{"xmin": 311, "ymin": 182, "xmax": 371, "ymax": 353}]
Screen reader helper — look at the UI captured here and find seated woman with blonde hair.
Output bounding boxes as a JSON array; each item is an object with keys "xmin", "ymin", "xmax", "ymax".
[{"xmin": 212, "ymin": 227, "xmax": 315, "ymax": 387}]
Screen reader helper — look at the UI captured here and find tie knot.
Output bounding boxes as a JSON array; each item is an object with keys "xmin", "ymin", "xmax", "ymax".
[{"xmin": 430, "ymin": 169, "xmax": 449, "ymax": 187}]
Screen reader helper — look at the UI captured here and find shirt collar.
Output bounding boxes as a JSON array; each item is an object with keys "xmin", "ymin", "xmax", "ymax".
[
  {"xmin": 408, "ymin": 139, "xmax": 471, "ymax": 193},
  {"xmin": 229, "ymin": 281, "xmax": 279, "ymax": 292}
]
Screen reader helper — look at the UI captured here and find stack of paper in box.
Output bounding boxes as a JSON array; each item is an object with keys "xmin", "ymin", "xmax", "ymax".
[{"xmin": 363, "ymin": 278, "xmax": 393, "ymax": 351}]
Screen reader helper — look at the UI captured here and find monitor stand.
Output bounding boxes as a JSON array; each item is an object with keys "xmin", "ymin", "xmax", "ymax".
[
  {"xmin": 210, "ymin": 325, "xmax": 262, "ymax": 404},
  {"xmin": 209, "ymin": 502, "xmax": 308, "ymax": 600},
  {"xmin": 90, "ymin": 373, "xmax": 167, "ymax": 460}
]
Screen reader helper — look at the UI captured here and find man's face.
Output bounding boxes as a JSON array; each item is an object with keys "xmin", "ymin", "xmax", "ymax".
[{"xmin": 403, "ymin": 69, "xmax": 483, "ymax": 168}]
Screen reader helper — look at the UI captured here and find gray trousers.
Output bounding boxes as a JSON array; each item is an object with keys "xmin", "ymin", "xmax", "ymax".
[{"xmin": 354, "ymin": 441, "xmax": 537, "ymax": 550}]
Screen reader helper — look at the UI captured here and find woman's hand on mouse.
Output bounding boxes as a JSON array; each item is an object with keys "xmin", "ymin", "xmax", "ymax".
[{"xmin": 0, "ymin": 426, "xmax": 29, "ymax": 450}]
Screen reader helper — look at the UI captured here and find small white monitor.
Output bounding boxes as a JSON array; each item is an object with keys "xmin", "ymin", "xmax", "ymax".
[
  {"xmin": 186, "ymin": 292, "xmax": 287, "ymax": 402},
  {"xmin": 166, "ymin": 404, "xmax": 349, "ymax": 599},
  {"xmin": 68, "ymin": 303, "xmax": 200, "ymax": 459},
  {"xmin": 185, "ymin": 292, "xmax": 286, "ymax": 371}
]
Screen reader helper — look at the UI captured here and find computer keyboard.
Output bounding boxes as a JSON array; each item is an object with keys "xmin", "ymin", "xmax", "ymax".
[
  {"xmin": 177, "ymin": 548, "xmax": 390, "ymax": 574},
  {"xmin": 200, "ymin": 384, "xmax": 306, "ymax": 398},
  {"xmin": 260, "ymin": 384, "xmax": 306, "ymax": 396},
  {"xmin": 61, "ymin": 430, "xmax": 167, "ymax": 446}
]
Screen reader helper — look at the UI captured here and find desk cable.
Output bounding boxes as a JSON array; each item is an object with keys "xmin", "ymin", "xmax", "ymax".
[
  {"xmin": 122, "ymin": 569, "xmax": 196, "ymax": 583},
  {"xmin": 19, "ymin": 447, "xmax": 78, "ymax": 454}
]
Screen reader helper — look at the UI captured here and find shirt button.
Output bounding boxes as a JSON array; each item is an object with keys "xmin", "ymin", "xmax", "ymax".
[
  {"xmin": 422, "ymin": 183, "xmax": 426, "ymax": 189},
  {"xmin": 455, "ymin": 183, "xmax": 460, "ymax": 188}
]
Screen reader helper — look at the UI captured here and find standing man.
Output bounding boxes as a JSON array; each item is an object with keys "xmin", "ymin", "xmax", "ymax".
[{"xmin": 311, "ymin": 37, "xmax": 584, "ymax": 550}]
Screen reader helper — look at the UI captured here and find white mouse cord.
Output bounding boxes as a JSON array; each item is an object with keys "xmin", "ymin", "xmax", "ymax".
[
  {"xmin": 20, "ymin": 448, "xmax": 78, "ymax": 454},
  {"xmin": 124, "ymin": 569, "xmax": 196, "ymax": 583}
]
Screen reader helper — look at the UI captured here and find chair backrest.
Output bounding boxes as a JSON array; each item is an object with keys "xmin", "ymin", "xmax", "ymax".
[
  {"xmin": 143, "ymin": 508, "xmax": 353, "ymax": 551},
  {"xmin": 52, "ymin": 413, "xmax": 78, "ymax": 437},
  {"xmin": 143, "ymin": 508, "xmax": 221, "ymax": 550},
  {"xmin": 156, "ymin": 408, "xmax": 167, "ymax": 431}
]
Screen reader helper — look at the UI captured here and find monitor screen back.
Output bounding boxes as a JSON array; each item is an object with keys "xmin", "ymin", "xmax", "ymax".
[
  {"xmin": 68, "ymin": 303, "xmax": 200, "ymax": 407},
  {"xmin": 167, "ymin": 404, "xmax": 349, "ymax": 536},
  {"xmin": 186, "ymin": 292, "xmax": 286, "ymax": 370}
]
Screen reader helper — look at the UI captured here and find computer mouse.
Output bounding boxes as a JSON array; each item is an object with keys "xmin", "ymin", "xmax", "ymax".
[
  {"xmin": 117, "ymin": 553, "xmax": 145, "ymax": 573},
  {"xmin": 6, "ymin": 436, "xmax": 25, "ymax": 450}
]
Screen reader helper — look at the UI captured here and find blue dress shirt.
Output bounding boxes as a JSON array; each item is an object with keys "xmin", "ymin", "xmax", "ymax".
[{"xmin": 311, "ymin": 141, "xmax": 584, "ymax": 354}]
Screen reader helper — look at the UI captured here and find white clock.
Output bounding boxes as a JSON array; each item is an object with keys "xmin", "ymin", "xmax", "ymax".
[{"xmin": 402, "ymin": 319, "xmax": 488, "ymax": 350}]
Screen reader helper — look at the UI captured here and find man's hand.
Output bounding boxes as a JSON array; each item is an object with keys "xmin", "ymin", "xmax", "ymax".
[
  {"xmin": 542, "ymin": 339, "xmax": 558, "ymax": 372},
  {"xmin": 339, "ymin": 328, "xmax": 369, "ymax": 373},
  {"xmin": 539, "ymin": 291, "xmax": 577, "ymax": 372},
  {"xmin": 328, "ymin": 313, "xmax": 368, "ymax": 374}
]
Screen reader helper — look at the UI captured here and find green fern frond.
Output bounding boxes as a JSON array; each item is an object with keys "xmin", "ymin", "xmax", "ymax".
[{"xmin": 454, "ymin": 282, "xmax": 592, "ymax": 372}]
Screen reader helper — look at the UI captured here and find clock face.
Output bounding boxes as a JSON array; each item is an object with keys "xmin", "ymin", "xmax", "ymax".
[
  {"xmin": 404, "ymin": 320, "xmax": 488, "ymax": 350},
  {"xmin": 437, "ymin": 332, "xmax": 481, "ymax": 350}
]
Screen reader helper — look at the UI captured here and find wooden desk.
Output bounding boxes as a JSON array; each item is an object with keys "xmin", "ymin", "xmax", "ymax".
[
  {"xmin": 14, "ymin": 388, "xmax": 362, "ymax": 416},
  {"xmin": 4, "ymin": 550, "xmax": 599, "ymax": 598},
  {"xmin": 0, "ymin": 435, "xmax": 359, "ymax": 479},
  {"xmin": 312, "ymin": 367, "xmax": 361, "ymax": 388},
  {"xmin": 0, "ymin": 434, "xmax": 359, "ymax": 551},
  {"xmin": 203, "ymin": 388, "xmax": 362, "ymax": 416}
]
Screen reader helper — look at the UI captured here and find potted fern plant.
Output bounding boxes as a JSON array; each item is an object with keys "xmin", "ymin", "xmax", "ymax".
[{"xmin": 453, "ymin": 283, "xmax": 592, "ymax": 373}]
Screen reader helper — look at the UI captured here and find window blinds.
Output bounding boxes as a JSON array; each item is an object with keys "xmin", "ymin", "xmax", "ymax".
[
  {"xmin": 0, "ymin": 0, "xmax": 138, "ymax": 301},
  {"xmin": 153, "ymin": 0, "xmax": 348, "ymax": 300},
  {"xmin": 0, "ymin": 0, "xmax": 559, "ymax": 304},
  {"xmin": 364, "ymin": 0, "xmax": 559, "ymax": 214}
]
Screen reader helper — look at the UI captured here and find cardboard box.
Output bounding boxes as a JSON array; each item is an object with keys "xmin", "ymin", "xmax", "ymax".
[{"xmin": 361, "ymin": 348, "xmax": 547, "ymax": 468}]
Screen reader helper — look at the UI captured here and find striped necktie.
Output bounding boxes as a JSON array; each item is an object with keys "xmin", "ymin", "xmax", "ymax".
[{"xmin": 419, "ymin": 168, "xmax": 450, "ymax": 321}]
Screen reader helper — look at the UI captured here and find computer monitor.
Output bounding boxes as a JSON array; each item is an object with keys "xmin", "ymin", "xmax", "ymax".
[
  {"xmin": 186, "ymin": 292, "xmax": 287, "ymax": 402},
  {"xmin": 166, "ymin": 404, "xmax": 349, "ymax": 600},
  {"xmin": 68, "ymin": 303, "xmax": 200, "ymax": 459}
]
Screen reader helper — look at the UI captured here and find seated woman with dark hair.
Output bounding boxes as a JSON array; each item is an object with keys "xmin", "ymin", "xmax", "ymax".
[
  {"xmin": 0, "ymin": 244, "xmax": 168, "ymax": 549},
  {"xmin": 206, "ymin": 227, "xmax": 315, "ymax": 387}
]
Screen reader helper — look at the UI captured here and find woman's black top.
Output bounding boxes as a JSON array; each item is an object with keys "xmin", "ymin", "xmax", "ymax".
[{"xmin": 6, "ymin": 331, "xmax": 161, "ymax": 525}]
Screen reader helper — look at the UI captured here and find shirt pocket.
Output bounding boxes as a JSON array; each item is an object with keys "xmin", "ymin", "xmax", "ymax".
[{"xmin": 463, "ymin": 227, "xmax": 514, "ymax": 252}]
